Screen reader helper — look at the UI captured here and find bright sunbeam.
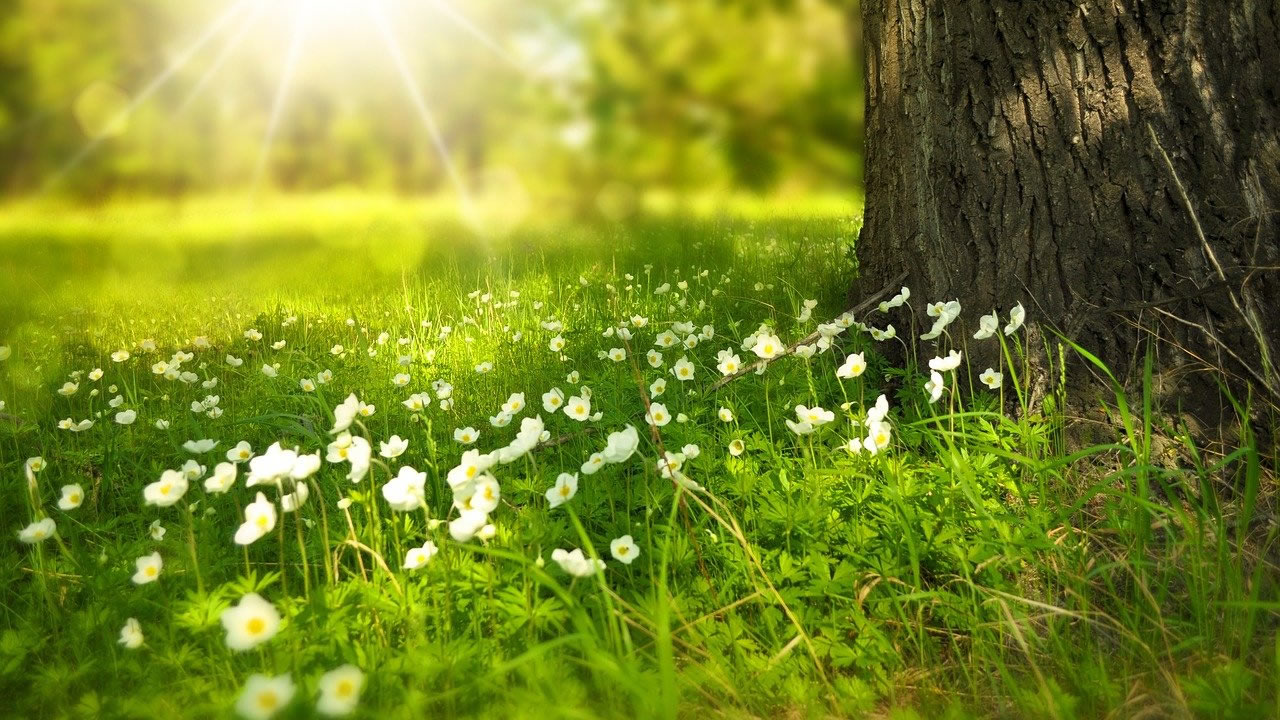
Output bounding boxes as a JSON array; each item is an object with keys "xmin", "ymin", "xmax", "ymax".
[
  {"xmin": 368, "ymin": 2, "xmax": 472, "ymax": 211},
  {"xmin": 177, "ymin": 1, "xmax": 268, "ymax": 114},
  {"xmin": 46, "ymin": 0, "xmax": 254, "ymax": 189},
  {"xmin": 250, "ymin": 4, "xmax": 310, "ymax": 196},
  {"xmin": 426, "ymin": 0, "xmax": 527, "ymax": 74}
]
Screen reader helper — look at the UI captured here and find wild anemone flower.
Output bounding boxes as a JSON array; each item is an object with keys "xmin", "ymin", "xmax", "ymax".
[
  {"xmin": 227, "ymin": 441, "xmax": 254, "ymax": 464},
  {"xmin": 447, "ymin": 449, "xmax": 497, "ymax": 492},
  {"xmin": 925, "ymin": 371, "xmax": 945, "ymax": 404},
  {"xmin": 551, "ymin": 548, "xmax": 604, "ymax": 577},
  {"xmin": 331, "ymin": 394, "xmax": 362, "ymax": 434},
  {"xmin": 716, "ymin": 351, "xmax": 742, "ymax": 376},
  {"xmin": 183, "ymin": 438, "xmax": 217, "ymax": 454},
  {"xmin": 649, "ymin": 377, "xmax": 666, "ymax": 397},
  {"xmin": 581, "ymin": 453, "xmax": 606, "ymax": 475},
  {"xmin": 449, "ymin": 508, "xmax": 489, "ymax": 542},
  {"xmin": 545, "ymin": 472, "xmax": 579, "ymax": 509},
  {"xmin": 795, "ymin": 404, "xmax": 835, "ymax": 427},
  {"xmin": 601, "ymin": 425, "xmax": 640, "ymax": 464},
  {"xmin": 645, "ymin": 402, "xmax": 671, "ymax": 427},
  {"xmin": 57, "ymin": 484, "xmax": 84, "ymax": 511},
  {"xmin": 751, "ymin": 333, "xmax": 784, "ymax": 359},
  {"xmin": 144, "ymin": 470, "xmax": 189, "ymax": 507},
  {"xmin": 836, "ymin": 352, "xmax": 866, "ymax": 379},
  {"xmin": 610, "ymin": 535, "xmax": 640, "ymax": 565},
  {"xmin": 403, "ymin": 542, "xmax": 438, "ymax": 571},
  {"xmin": 221, "ymin": 593, "xmax": 282, "ymax": 651},
  {"xmin": 317, "ymin": 665, "xmax": 365, "ymax": 716},
  {"xmin": 115, "ymin": 409, "xmax": 137, "ymax": 425},
  {"xmin": 382, "ymin": 466, "xmax": 427, "ymax": 512},
  {"xmin": 672, "ymin": 356, "xmax": 695, "ymax": 381},
  {"xmin": 118, "ymin": 618, "xmax": 143, "ymax": 649},
  {"xmin": 235, "ymin": 673, "xmax": 294, "ymax": 720},
  {"xmin": 728, "ymin": 439, "xmax": 746, "ymax": 456},
  {"xmin": 379, "ymin": 435, "xmax": 409, "ymax": 459},
  {"xmin": 502, "ymin": 392, "xmax": 526, "ymax": 414},
  {"xmin": 564, "ymin": 395, "xmax": 591, "ymax": 422},
  {"xmin": 646, "ymin": 349, "xmax": 663, "ymax": 368},
  {"xmin": 928, "ymin": 350, "xmax": 963, "ymax": 373},
  {"xmin": 454, "ymin": 427, "xmax": 479, "ymax": 444},
  {"xmin": 234, "ymin": 493, "xmax": 277, "ymax": 545},
  {"xmin": 18, "ymin": 518, "xmax": 55, "ymax": 544},
  {"xmin": 973, "ymin": 311, "xmax": 999, "ymax": 340},
  {"xmin": 206, "ymin": 462, "xmax": 237, "ymax": 493},
  {"xmin": 131, "ymin": 552, "xmax": 163, "ymax": 585},
  {"xmin": 980, "ymin": 368, "xmax": 1003, "ymax": 389},
  {"xmin": 1004, "ymin": 302, "xmax": 1026, "ymax": 335}
]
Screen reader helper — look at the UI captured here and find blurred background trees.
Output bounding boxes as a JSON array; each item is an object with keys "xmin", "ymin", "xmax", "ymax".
[{"xmin": 0, "ymin": 0, "xmax": 863, "ymax": 214}]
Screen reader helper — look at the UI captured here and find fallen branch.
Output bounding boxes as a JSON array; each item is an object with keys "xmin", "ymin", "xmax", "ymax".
[{"xmin": 709, "ymin": 270, "xmax": 908, "ymax": 392}]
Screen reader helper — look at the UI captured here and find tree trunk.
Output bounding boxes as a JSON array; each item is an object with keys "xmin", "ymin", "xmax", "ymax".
[{"xmin": 858, "ymin": 0, "xmax": 1280, "ymax": 418}]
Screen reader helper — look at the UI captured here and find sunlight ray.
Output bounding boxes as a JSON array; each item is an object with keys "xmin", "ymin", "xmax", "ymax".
[
  {"xmin": 425, "ymin": 0, "xmax": 527, "ymax": 75},
  {"xmin": 46, "ymin": 0, "xmax": 253, "ymax": 188},
  {"xmin": 249, "ymin": 5, "xmax": 308, "ymax": 195},
  {"xmin": 368, "ymin": 2, "xmax": 472, "ymax": 209},
  {"xmin": 176, "ymin": 0, "xmax": 267, "ymax": 114}
]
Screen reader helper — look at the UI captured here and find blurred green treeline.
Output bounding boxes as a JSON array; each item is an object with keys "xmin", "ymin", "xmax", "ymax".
[{"xmin": 0, "ymin": 0, "xmax": 862, "ymax": 212}]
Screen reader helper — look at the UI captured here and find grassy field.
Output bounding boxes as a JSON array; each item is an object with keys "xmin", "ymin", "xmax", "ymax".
[{"xmin": 1, "ymin": 197, "xmax": 1275, "ymax": 719}]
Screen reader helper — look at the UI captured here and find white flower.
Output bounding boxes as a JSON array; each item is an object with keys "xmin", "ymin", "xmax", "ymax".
[
  {"xmin": 836, "ymin": 352, "xmax": 866, "ymax": 379},
  {"xmin": 649, "ymin": 377, "xmax": 666, "ymax": 397},
  {"xmin": 751, "ymin": 333, "xmax": 783, "ymax": 359},
  {"xmin": 795, "ymin": 404, "xmax": 835, "ymax": 427},
  {"xmin": 118, "ymin": 618, "xmax": 143, "ymax": 649},
  {"xmin": 247, "ymin": 442, "xmax": 300, "ymax": 486},
  {"xmin": 18, "ymin": 518, "xmax": 55, "ymax": 543},
  {"xmin": 601, "ymin": 425, "xmax": 640, "ymax": 464},
  {"xmin": 144, "ymin": 470, "xmax": 189, "ymax": 507},
  {"xmin": 980, "ymin": 368, "xmax": 1003, "ymax": 389},
  {"xmin": 155, "ymin": 419, "xmax": 170, "ymax": 430},
  {"xmin": 474, "ymin": 361, "xmax": 493, "ymax": 374},
  {"xmin": 645, "ymin": 402, "xmax": 671, "ymax": 427},
  {"xmin": 973, "ymin": 311, "xmax": 999, "ymax": 340},
  {"xmin": 646, "ymin": 349, "xmax": 663, "ymax": 368},
  {"xmin": 671, "ymin": 356, "xmax": 695, "ymax": 381},
  {"xmin": 490, "ymin": 411, "xmax": 513, "ymax": 428},
  {"xmin": 403, "ymin": 392, "xmax": 429, "ymax": 412},
  {"xmin": 610, "ymin": 535, "xmax": 640, "ymax": 564},
  {"xmin": 468, "ymin": 475, "xmax": 501, "ymax": 513},
  {"xmin": 541, "ymin": 387, "xmax": 564, "ymax": 412},
  {"xmin": 502, "ymin": 392, "xmax": 527, "ymax": 415},
  {"xmin": 331, "ymin": 393, "xmax": 361, "ymax": 434},
  {"xmin": 392, "ymin": 373, "xmax": 410, "ymax": 387},
  {"xmin": 1004, "ymin": 302, "xmax": 1026, "ymax": 335},
  {"xmin": 379, "ymin": 435, "xmax": 409, "ymax": 459},
  {"xmin": 716, "ymin": 352, "xmax": 742, "ymax": 376},
  {"xmin": 864, "ymin": 421, "xmax": 892, "ymax": 456},
  {"xmin": 446, "ymin": 449, "xmax": 496, "ymax": 491},
  {"xmin": 545, "ymin": 472, "xmax": 578, "ymax": 508},
  {"xmin": 57, "ymin": 484, "xmax": 84, "ymax": 510},
  {"xmin": 260, "ymin": 364, "xmax": 278, "ymax": 378},
  {"xmin": 236, "ymin": 673, "xmax": 294, "ymax": 720},
  {"xmin": 300, "ymin": 378, "xmax": 316, "ymax": 392},
  {"xmin": 149, "ymin": 519, "xmax": 166, "ymax": 540},
  {"xmin": 403, "ymin": 542, "xmax": 438, "ymax": 571},
  {"xmin": 316, "ymin": 665, "xmax": 364, "ymax": 716},
  {"xmin": 728, "ymin": 439, "xmax": 745, "ymax": 456},
  {"xmin": 925, "ymin": 371, "xmax": 945, "ymax": 404},
  {"xmin": 581, "ymin": 453, "xmax": 606, "ymax": 475},
  {"xmin": 454, "ymin": 426, "xmax": 479, "ymax": 444},
  {"xmin": 449, "ymin": 508, "xmax": 489, "ymax": 542},
  {"xmin": 281, "ymin": 482, "xmax": 310, "ymax": 512},
  {"xmin": 382, "ymin": 466, "xmax": 427, "ymax": 511},
  {"xmin": 928, "ymin": 350, "xmax": 963, "ymax": 372},
  {"xmin": 549, "ymin": 335, "xmax": 566, "ymax": 352},
  {"xmin": 227, "ymin": 440, "xmax": 254, "ymax": 464},
  {"xmin": 57, "ymin": 381, "xmax": 79, "ymax": 397},
  {"xmin": 550, "ymin": 548, "xmax": 604, "ymax": 577},
  {"xmin": 607, "ymin": 347, "xmax": 626, "ymax": 362},
  {"xmin": 221, "ymin": 593, "xmax": 281, "ymax": 651},
  {"xmin": 564, "ymin": 395, "xmax": 591, "ymax": 422},
  {"xmin": 206, "ymin": 462, "xmax": 237, "ymax": 493},
  {"xmin": 111, "ymin": 349, "xmax": 130, "ymax": 362},
  {"xmin": 785, "ymin": 419, "xmax": 814, "ymax": 435},
  {"xmin": 131, "ymin": 552, "xmax": 163, "ymax": 585},
  {"xmin": 183, "ymin": 438, "xmax": 217, "ymax": 454},
  {"xmin": 234, "ymin": 492, "xmax": 277, "ymax": 545}
]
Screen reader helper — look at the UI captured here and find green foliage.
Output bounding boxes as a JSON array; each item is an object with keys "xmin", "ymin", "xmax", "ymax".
[{"xmin": 0, "ymin": 201, "xmax": 1275, "ymax": 718}]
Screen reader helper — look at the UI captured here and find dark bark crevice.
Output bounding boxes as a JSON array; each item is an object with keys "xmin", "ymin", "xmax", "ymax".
[{"xmin": 859, "ymin": 0, "xmax": 1280, "ymax": 421}]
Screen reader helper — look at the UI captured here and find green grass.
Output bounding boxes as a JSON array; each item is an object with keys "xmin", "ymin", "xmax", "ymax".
[{"xmin": 0, "ymin": 197, "xmax": 1275, "ymax": 719}]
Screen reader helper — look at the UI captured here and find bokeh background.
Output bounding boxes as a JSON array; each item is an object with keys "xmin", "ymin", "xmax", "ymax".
[{"xmin": 0, "ymin": 0, "xmax": 863, "ymax": 219}]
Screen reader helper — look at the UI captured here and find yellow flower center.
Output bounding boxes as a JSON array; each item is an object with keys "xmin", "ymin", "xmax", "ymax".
[
  {"xmin": 653, "ymin": 413, "xmax": 664, "ymax": 422},
  {"xmin": 618, "ymin": 546, "xmax": 629, "ymax": 555},
  {"xmin": 559, "ymin": 484, "xmax": 571, "ymax": 497},
  {"xmin": 336, "ymin": 680, "xmax": 354, "ymax": 698},
  {"xmin": 466, "ymin": 466, "xmax": 477, "ymax": 478},
  {"xmin": 159, "ymin": 484, "xmax": 171, "ymax": 495},
  {"xmin": 247, "ymin": 617, "xmax": 265, "ymax": 635},
  {"xmin": 256, "ymin": 515, "xmax": 269, "ymax": 529},
  {"xmin": 257, "ymin": 691, "xmax": 277, "ymax": 709},
  {"xmin": 145, "ymin": 566, "xmax": 157, "ymax": 577},
  {"xmin": 70, "ymin": 493, "xmax": 80, "ymax": 503}
]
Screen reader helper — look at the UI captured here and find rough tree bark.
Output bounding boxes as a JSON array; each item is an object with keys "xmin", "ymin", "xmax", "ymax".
[{"xmin": 858, "ymin": 0, "xmax": 1280, "ymax": 419}]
